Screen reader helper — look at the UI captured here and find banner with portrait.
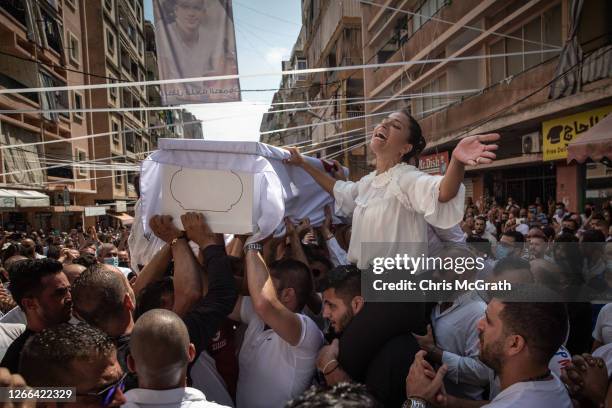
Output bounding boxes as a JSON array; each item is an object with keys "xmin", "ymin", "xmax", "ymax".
[{"xmin": 153, "ymin": 0, "xmax": 241, "ymax": 105}]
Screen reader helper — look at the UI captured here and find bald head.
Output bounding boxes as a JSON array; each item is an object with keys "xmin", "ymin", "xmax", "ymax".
[
  {"xmin": 62, "ymin": 263, "xmax": 86, "ymax": 285},
  {"xmin": 129, "ymin": 309, "xmax": 194, "ymax": 389}
]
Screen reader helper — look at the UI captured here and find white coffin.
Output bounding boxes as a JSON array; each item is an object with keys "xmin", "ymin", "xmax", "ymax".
[{"xmin": 160, "ymin": 163, "xmax": 256, "ymax": 234}]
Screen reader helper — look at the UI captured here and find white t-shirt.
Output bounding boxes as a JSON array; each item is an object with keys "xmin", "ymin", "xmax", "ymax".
[
  {"xmin": 0, "ymin": 307, "xmax": 26, "ymax": 324},
  {"xmin": 483, "ymin": 375, "xmax": 572, "ymax": 408},
  {"xmin": 334, "ymin": 163, "xmax": 465, "ymax": 268},
  {"xmin": 236, "ymin": 297, "xmax": 323, "ymax": 408},
  {"xmin": 593, "ymin": 303, "xmax": 612, "ymax": 345},
  {"xmin": 0, "ymin": 323, "xmax": 25, "ymax": 361},
  {"xmin": 190, "ymin": 351, "xmax": 234, "ymax": 407},
  {"xmin": 122, "ymin": 387, "xmax": 229, "ymax": 408}
]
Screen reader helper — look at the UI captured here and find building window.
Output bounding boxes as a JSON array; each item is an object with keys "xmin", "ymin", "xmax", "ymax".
[
  {"xmin": 112, "ymin": 120, "xmax": 121, "ymax": 145},
  {"xmin": 410, "ymin": 0, "xmax": 446, "ymax": 36},
  {"xmin": 125, "ymin": 128, "xmax": 135, "ymax": 152},
  {"xmin": 143, "ymin": 139, "xmax": 149, "ymax": 154},
  {"xmin": 137, "ymin": 36, "xmax": 144, "ymax": 57},
  {"xmin": 41, "ymin": 8, "xmax": 63, "ymax": 54},
  {"xmin": 104, "ymin": 0, "xmax": 113, "ymax": 13},
  {"xmin": 109, "ymin": 85, "xmax": 117, "ymax": 103},
  {"xmin": 115, "ymin": 170, "xmax": 123, "ymax": 187},
  {"xmin": 106, "ymin": 29, "xmax": 116, "ymax": 56},
  {"xmin": 76, "ymin": 149, "xmax": 88, "ymax": 176},
  {"xmin": 73, "ymin": 91, "xmax": 84, "ymax": 120},
  {"xmin": 67, "ymin": 31, "xmax": 80, "ymax": 66},
  {"xmin": 135, "ymin": 3, "xmax": 142, "ymax": 23},
  {"xmin": 413, "ymin": 75, "xmax": 447, "ymax": 116},
  {"xmin": 489, "ymin": 4, "xmax": 562, "ymax": 84}
]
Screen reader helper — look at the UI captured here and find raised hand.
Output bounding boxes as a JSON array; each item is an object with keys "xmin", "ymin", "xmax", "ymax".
[
  {"xmin": 149, "ymin": 215, "xmax": 182, "ymax": 243},
  {"xmin": 453, "ymin": 134, "xmax": 500, "ymax": 166},
  {"xmin": 283, "ymin": 147, "xmax": 306, "ymax": 167},
  {"xmin": 181, "ymin": 212, "xmax": 223, "ymax": 249}
]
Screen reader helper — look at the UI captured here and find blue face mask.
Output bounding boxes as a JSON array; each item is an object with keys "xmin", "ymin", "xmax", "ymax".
[
  {"xmin": 103, "ymin": 257, "xmax": 119, "ymax": 267},
  {"xmin": 495, "ymin": 244, "xmax": 513, "ymax": 260}
]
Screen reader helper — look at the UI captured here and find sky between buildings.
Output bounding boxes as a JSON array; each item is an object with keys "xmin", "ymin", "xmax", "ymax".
[{"xmin": 143, "ymin": 0, "xmax": 302, "ymax": 142}]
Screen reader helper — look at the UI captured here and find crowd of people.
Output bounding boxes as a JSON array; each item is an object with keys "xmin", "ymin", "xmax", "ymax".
[{"xmin": 0, "ymin": 109, "xmax": 610, "ymax": 408}]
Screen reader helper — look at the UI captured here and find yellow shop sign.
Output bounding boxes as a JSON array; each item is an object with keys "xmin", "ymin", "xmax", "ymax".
[{"xmin": 542, "ymin": 105, "xmax": 612, "ymax": 161}]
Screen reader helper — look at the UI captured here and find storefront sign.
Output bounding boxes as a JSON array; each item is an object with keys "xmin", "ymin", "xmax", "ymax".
[
  {"xmin": 0, "ymin": 197, "xmax": 15, "ymax": 208},
  {"xmin": 542, "ymin": 105, "xmax": 612, "ymax": 161},
  {"xmin": 419, "ymin": 151, "xmax": 449, "ymax": 175},
  {"xmin": 84, "ymin": 206, "xmax": 107, "ymax": 217}
]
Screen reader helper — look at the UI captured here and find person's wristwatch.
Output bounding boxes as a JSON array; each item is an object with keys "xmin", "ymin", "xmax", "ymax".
[
  {"xmin": 170, "ymin": 232, "xmax": 187, "ymax": 247},
  {"xmin": 401, "ymin": 398, "xmax": 428, "ymax": 408},
  {"xmin": 244, "ymin": 243, "xmax": 263, "ymax": 253}
]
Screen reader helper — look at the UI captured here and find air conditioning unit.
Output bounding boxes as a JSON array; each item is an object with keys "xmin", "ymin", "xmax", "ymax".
[{"xmin": 522, "ymin": 132, "xmax": 541, "ymax": 154}]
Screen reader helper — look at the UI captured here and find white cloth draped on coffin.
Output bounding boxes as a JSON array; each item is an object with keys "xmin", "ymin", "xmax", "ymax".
[{"xmin": 139, "ymin": 139, "xmax": 341, "ymax": 248}]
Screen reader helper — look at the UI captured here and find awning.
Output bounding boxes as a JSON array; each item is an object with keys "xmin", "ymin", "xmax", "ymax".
[
  {"xmin": 0, "ymin": 189, "xmax": 50, "ymax": 208},
  {"xmin": 109, "ymin": 213, "xmax": 134, "ymax": 226},
  {"xmin": 567, "ymin": 113, "xmax": 612, "ymax": 163}
]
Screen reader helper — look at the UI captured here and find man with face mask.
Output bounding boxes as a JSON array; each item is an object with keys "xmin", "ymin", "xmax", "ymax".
[
  {"xmin": 582, "ymin": 202, "xmax": 595, "ymax": 225},
  {"xmin": 554, "ymin": 202, "xmax": 567, "ymax": 225},
  {"xmin": 97, "ymin": 243, "xmax": 132, "ymax": 277},
  {"xmin": 495, "ymin": 231, "xmax": 525, "ymax": 261}
]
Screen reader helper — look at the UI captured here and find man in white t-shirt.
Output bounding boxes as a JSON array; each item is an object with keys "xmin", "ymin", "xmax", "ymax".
[
  {"xmin": 593, "ymin": 303, "xmax": 612, "ymax": 351},
  {"xmin": 404, "ymin": 300, "xmax": 572, "ymax": 408},
  {"xmin": 228, "ymin": 247, "xmax": 323, "ymax": 408}
]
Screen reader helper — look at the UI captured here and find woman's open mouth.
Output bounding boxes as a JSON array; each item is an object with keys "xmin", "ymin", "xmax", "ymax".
[{"xmin": 373, "ymin": 129, "xmax": 387, "ymax": 141}]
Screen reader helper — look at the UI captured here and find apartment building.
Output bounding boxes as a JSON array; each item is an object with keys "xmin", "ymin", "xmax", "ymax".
[
  {"xmin": 261, "ymin": 0, "xmax": 370, "ymax": 180},
  {"xmin": 0, "ymin": 0, "xmax": 96, "ymax": 231},
  {"xmin": 302, "ymin": 0, "xmax": 370, "ymax": 180},
  {"xmin": 84, "ymin": 0, "xmax": 150, "ymax": 213},
  {"xmin": 361, "ymin": 0, "xmax": 612, "ymax": 210},
  {"xmin": 260, "ymin": 27, "xmax": 311, "ymax": 147}
]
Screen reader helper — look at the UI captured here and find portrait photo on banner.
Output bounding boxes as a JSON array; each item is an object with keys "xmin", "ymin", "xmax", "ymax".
[{"xmin": 153, "ymin": 0, "xmax": 241, "ymax": 105}]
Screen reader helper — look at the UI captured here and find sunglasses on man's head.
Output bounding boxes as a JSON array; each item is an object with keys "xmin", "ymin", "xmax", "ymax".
[{"xmin": 83, "ymin": 372, "xmax": 127, "ymax": 407}]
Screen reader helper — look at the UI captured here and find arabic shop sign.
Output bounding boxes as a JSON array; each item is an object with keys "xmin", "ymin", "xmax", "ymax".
[
  {"xmin": 419, "ymin": 151, "xmax": 449, "ymax": 175},
  {"xmin": 542, "ymin": 105, "xmax": 612, "ymax": 161}
]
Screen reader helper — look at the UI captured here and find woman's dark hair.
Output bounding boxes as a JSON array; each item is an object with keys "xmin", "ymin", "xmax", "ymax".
[{"xmin": 399, "ymin": 108, "xmax": 426, "ymax": 163}]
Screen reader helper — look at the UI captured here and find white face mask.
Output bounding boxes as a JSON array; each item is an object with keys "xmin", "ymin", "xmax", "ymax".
[{"xmin": 103, "ymin": 256, "xmax": 119, "ymax": 267}]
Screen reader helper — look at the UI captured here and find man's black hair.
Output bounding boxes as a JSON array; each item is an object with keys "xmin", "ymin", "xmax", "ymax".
[
  {"xmin": 45, "ymin": 245, "xmax": 61, "ymax": 260},
  {"xmin": 73, "ymin": 253, "xmax": 98, "ymax": 268},
  {"xmin": 502, "ymin": 230, "xmax": 525, "ymax": 243},
  {"xmin": 134, "ymin": 276, "xmax": 174, "ymax": 320},
  {"xmin": 318, "ymin": 264, "xmax": 361, "ymax": 304},
  {"xmin": 581, "ymin": 229, "xmax": 606, "ymax": 243},
  {"xmin": 499, "ymin": 302, "xmax": 568, "ymax": 366},
  {"xmin": 20, "ymin": 323, "xmax": 115, "ymax": 387},
  {"xmin": 8, "ymin": 258, "xmax": 63, "ymax": 308},
  {"xmin": 269, "ymin": 259, "xmax": 313, "ymax": 310},
  {"xmin": 492, "ymin": 256, "xmax": 531, "ymax": 278},
  {"xmin": 286, "ymin": 382, "xmax": 382, "ymax": 408}
]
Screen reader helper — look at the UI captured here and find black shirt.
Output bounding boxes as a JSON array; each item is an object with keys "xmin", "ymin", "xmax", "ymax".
[
  {"xmin": 183, "ymin": 245, "xmax": 238, "ymax": 358},
  {"xmin": 0, "ymin": 328, "xmax": 34, "ymax": 373},
  {"xmin": 337, "ymin": 302, "xmax": 427, "ymax": 406},
  {"xmin": 117, "ymin": 245, "xmax": 236, "ymax": 390}
]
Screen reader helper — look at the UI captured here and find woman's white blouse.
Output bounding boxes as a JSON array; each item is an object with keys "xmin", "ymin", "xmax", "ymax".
[{"xmin": 333, "ymin": 162, "xmax": 465, "ymax": 268}]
